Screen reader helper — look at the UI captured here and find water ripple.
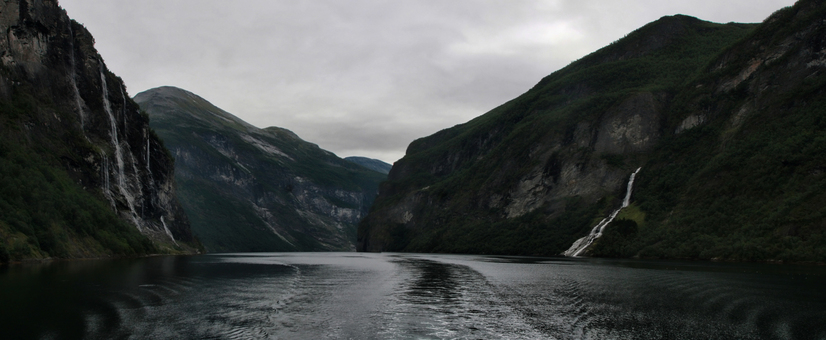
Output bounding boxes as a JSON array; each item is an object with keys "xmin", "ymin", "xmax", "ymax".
[{"xmin": 3, "ymin": 254, "xmax": 824, "ymax": 339}]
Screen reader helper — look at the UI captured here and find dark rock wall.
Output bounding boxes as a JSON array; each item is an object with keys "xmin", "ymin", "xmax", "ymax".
[{"xmin": 0, "ymin": 0, "xmax": 196, "ymax": 251}]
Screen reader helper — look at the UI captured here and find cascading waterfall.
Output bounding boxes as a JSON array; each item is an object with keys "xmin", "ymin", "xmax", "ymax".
[
  {"xmin": 142, "ymin": 136, "xmax": 155, "ymax": 220},
  {"xmin": 119, "ymin": 79, "xmax": 147, "ymax": 220},
  {"xmin": 129, "ymin": 153, "xmax": 145, "ymax": 207},
  {"xmin": 142, "ymin": 133, "xmax": 155, "ymax": 221},
  {"xmin": 161, "ymin": 216, "xmax": 178, "ymax": 245},
  {"xmin": 67, "ymin": 22, "xmax": 86, "ymax": 129},
  {"xmin": 100, "ymin": 62, "xmax": 142, "ymax": 231},
  {"xmin": 119, "ymin": 85, "xmax": 128, "ymax": 138},
  {"xmin": 101, "ymin": 153, "xmax": 117, "ymax": 209},
  {"xmin": 146, "ymin": 138, "xmax": 151, "ymax": 172},
  {"xmin": 622, "ymin": 168, "xmax": 639, "ymax": 207},
  {"xmin": 563, "ymin": 167, "xmax": 641, "ymax": 257}
]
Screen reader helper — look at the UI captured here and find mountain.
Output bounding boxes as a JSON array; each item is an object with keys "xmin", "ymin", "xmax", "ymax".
[
  {"xmin": 135, "ymin": 86, "xmax": 386, "ymax": 252},
  {"xmin": 359, "ymin": 0, "xmax": 826, "ymax": 263},
  {"xmin": 345, "ymin": 156, "xmax": 392, "ymax": 174},
  {"xmin": 0, "ymin": 0, "xmax": 200, "ymax": 262}
]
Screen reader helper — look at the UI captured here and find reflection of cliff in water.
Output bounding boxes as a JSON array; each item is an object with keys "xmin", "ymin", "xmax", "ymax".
[
  {"xmin": 399, "ymin": 259, "xmax": 461, "ymax": 303},
  {"xmin": 381, "ymin": 256, "xmax": 549, "ymax": 339}
]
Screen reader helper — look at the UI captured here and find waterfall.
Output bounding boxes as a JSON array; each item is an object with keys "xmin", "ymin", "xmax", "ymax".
[
  {"xmin": 143, "ymin": 136, "xmax": 155, "ymax": 220},
  {"xmin": 563, "ymin": 167, "xmax": 641, "ymax": 257},
  {"xmin": 100, "ymin": 62, "xmax": 141, "ymax": 231},
  {"xmin": 119, "ymin": 85, "xmax": 128, "ymax": 138},
  {"xmin": 144, "ymin": 135, "xmax": 155, "ymax": 221},
  {"xmin": 146, "ymin": 138, "xmax": 151, "ymax": 172},
  {"xmin": 161, "ymin": 216, "xmax": 178, "ymax": 245},
  {"xmin": 67, "ymin": 22, "xmax": 86, "ymax": 129},
  {"xmin": 129, "ymin": 153, "xmax": 145, "ymax": 212},
  {"xmin": 622, "ymin": 168, "xmax": 640, "ymax": 207},
  {"xmin": 101, "ymin": 153, "xmax": 116, "ymax": 209}
]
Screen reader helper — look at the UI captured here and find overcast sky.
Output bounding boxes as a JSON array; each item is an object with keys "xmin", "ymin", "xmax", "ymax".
[{"xmin": 59, "ymin": 0, "xmax": 796, "ymax": 164}]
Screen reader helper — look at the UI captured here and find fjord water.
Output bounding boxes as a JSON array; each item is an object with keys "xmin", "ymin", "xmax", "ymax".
[{"xmin": 1, "ymin": 254, "xmax": 824, "ymax": 339}]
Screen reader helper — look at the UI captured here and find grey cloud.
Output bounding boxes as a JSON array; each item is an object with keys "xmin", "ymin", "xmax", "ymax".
[{"xmin": 61, "ymin": 0, "xmax": 795, "ymax": 163}]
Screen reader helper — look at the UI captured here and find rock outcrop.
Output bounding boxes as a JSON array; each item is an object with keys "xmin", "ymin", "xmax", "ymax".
[
  {"xmin": 0, "ymin": 0, "xmax": 199, "ymax": 261},
  {"xmin": 136, "ymin": 86, "xmax": 386, "ymax": 252}
]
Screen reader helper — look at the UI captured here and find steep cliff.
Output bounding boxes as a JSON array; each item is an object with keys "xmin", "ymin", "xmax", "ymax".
[
  {"xmin": 359, "ymin": 0, "xmax": 826, "ymax": 262},
  {"xmin": 602, "ymin": 0, "xmax": 826, "ymax": 261},
  {"xmin": 136, "ymin": 86, "xmax": 386, "ymax": 252},
  {"xmin": 0, "ymin": 0, "xmax": 199, "ymax": 262}
]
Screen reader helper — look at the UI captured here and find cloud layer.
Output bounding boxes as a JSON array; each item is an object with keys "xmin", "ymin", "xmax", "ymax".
[{"xmin": 60, "ymin": 0, "xmax": 795, "ymax": 163}]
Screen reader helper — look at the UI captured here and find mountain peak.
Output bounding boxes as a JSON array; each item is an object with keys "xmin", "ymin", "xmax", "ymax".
[
  {"xmin": 138, "ymin": 87, "xmax": 387, "ymax": 252},
  {"xmin": 135, "ymin": 86, "xmax": 257, "ymax": 132},
  {"xmin": 595, "ymin": 14, "xmax": 741, "ymax": 63},
  {"xmin": 358, "ymin": 0, "xmax": 826, "ymax": 262}
]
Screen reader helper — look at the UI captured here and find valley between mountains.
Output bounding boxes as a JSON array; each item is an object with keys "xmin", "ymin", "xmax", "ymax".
[{"xmin": 1, "ymin": 0, "xmax": 825, "ymax": 263}]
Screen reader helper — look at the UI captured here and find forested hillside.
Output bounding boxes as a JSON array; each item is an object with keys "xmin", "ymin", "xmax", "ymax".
[{"xmin": 360, "ymin": 0, "xmax": 826, "ymax": 262}]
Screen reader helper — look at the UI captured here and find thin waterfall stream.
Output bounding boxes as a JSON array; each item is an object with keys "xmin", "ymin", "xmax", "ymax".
[
  {"xmin": 563, "ymin": 167, "xmax": 641, "ymax": 257},
  {"xmin": 161, "ymin": 216, "xmax": 177, "ymax": 245},
  {"xmin": 100, "ymin": 62, "xmax": 141, "ymax": 231},
  {"xmin": 67, "ymin": 22, "xmax": 86, "ymax": 129}
]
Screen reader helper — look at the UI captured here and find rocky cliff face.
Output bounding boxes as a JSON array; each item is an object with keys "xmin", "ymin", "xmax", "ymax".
[
  {"xmin": 136, "ymin": 86, "xmax": 385, "ymax": 252},
  {"xmin": 0, "ymin": 0, "xmax": 198, "ymax": 260},
  {"xmin": 359, "ymin": 1, "xmax": 826, "ymax": 262},
  {"xmin": 359, "ymin": 14, "xmax": 750, "ymax": 255}
]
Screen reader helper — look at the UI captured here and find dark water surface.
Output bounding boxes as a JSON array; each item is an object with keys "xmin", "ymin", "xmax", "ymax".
[{"xmin": 1, "ymin": 253, "xmax": 825, "ymax": 339}]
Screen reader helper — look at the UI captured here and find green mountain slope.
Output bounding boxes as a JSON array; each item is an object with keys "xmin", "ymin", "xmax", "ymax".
[
  {"xmin": 0, "ymin": 0, "xmax": 199, "ymax": 262},
  {"xmin": 359, "ymin": 0, "xmax": 826, "ymax": 262},
  {"xmin": 136, "ymin": 86, "xmax": 386, "ymax": 252},
  {"xmin": 596, "ymin": 1, "xmax": 826, "ymax": 262},
  {"xmin": 345, "ymin": 157, "xmax": 392, "ymax": 174}
]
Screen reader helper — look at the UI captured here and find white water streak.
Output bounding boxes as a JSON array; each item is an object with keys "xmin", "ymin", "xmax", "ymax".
[
  {"xmin": 129, "ymin": 153, "xmax": 145, "ymax": 215},
  {"xmin": 161, "ymin": 216, "xmax": 178, "ymax": 245},
  {"xmin": 563, "ymin": 167, "xmax": 641, "ymax": 257},
  {"xmin": 101, "ymin": 154, "xmax": 116, "ymax": 209},
  {"xmin": 622, "ymin": 168, "xmax": 640, "ymax": 208},
  {"xmin": 100, "ymin": 62, "xmax": 141, "ymax": 231},
  {"xmin": 67, "ymin": 22, "xmax": 86, "ymax": 129},
  {"xmin": 119, "ymin": 85, "xmax": 128, "ymax": 139},
  {"xmin": 146, "ymin": 138, "xmax": 151, "ymax": 172}
]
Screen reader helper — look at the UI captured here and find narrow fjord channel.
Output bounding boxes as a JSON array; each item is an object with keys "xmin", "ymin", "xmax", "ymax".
[{"xmin": 1, "ymin": 253, "xmax": 824, "ymax": 339}]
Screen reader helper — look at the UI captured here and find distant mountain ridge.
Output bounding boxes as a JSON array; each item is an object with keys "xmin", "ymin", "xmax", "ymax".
[
  {"xmin": 137, "ymin": 86, "xmax": 386, "ymax": 252},
  {"xmin": 359, "ymin": 0, "xmax": 826, "ymax": 263},
  {"xmin": 345, "ymin": 157, "xmax": 392, "ymax": 174},
  {"xmin": 0, "ymin": 0, "xmax": 199, "ymax": 262}
]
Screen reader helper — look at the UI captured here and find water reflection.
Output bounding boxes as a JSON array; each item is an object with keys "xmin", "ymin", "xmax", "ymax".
[
  {"xmin": 0, "ymin": 253, "xmax": 824, "ymax": 339},
  {"xmin": 381, "ymin": 257, "xmax": 547, "ymax": 339},
  {"xmin": 400, "ymin": 259, "xmax": 460, "ymax": 302}
]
